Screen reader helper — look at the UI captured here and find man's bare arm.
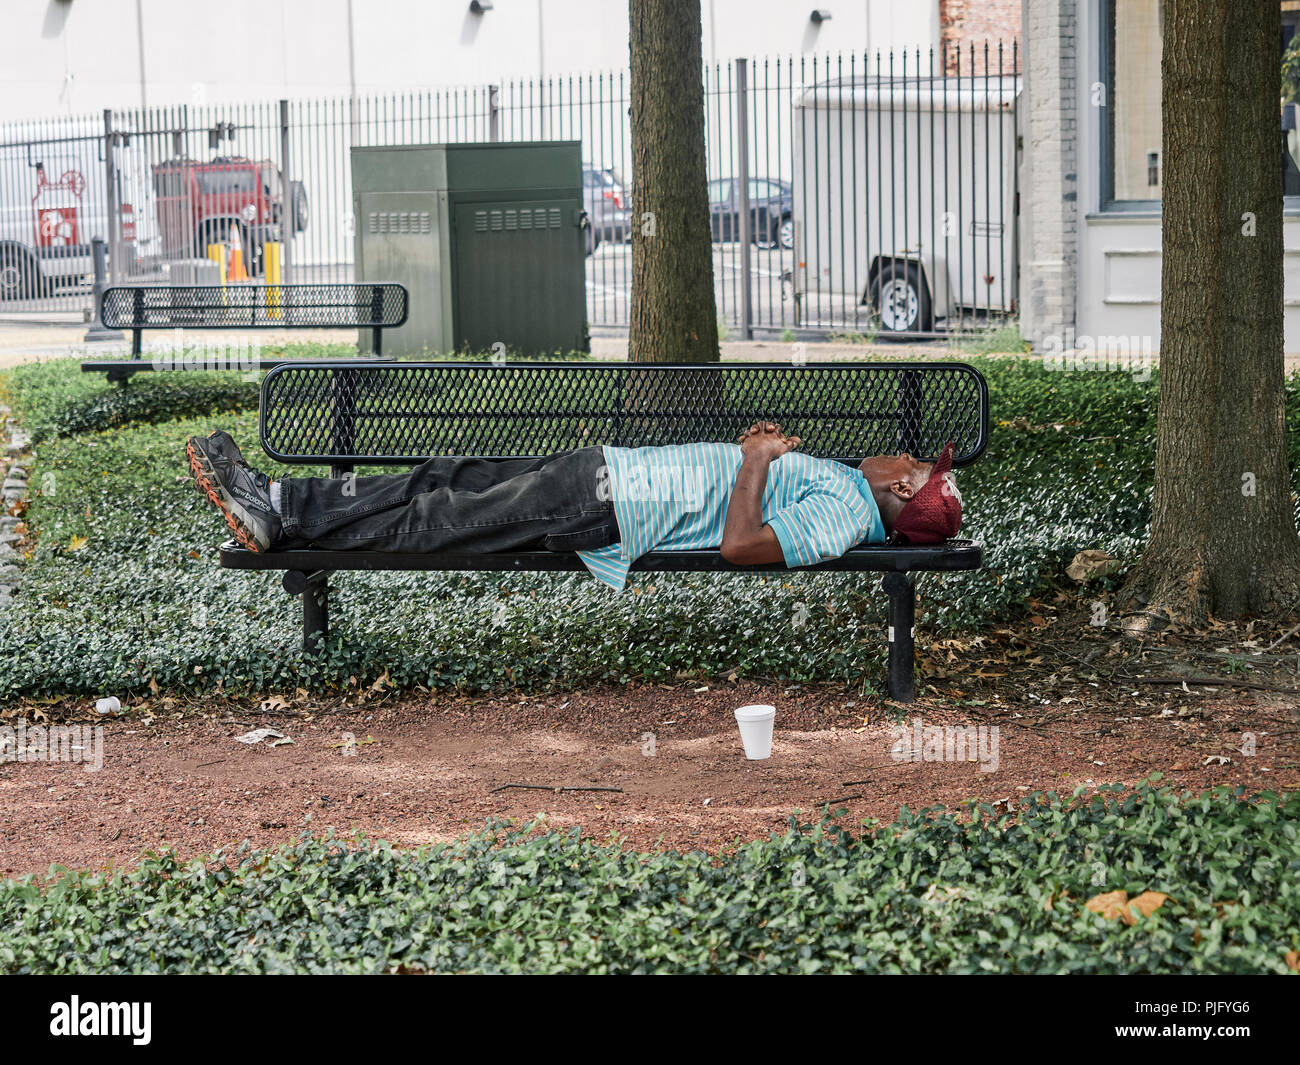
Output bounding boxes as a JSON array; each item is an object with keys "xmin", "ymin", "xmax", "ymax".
[{"xmin": 720, "ymin": 422, "xmax": 800, "ymax": 565}]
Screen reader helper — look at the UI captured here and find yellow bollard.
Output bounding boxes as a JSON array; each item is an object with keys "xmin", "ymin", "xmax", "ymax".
[
  {"xmin": 206, "ymin": 243, "xmax": 228, "ymax": 305},
  {"xmin": 264, "ymin": 241, "xmax": 282, "ymax": 319}
]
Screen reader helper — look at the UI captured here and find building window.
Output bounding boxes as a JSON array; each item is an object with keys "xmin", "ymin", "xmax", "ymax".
[
  {"xmin": 1104, "ymin": 0, "xmax": 1162, "ymax": 206},
  {"xmin": 1105, "ymin": 0, "xmax": 1300, "ymax": 208},
  {"xmin": 1278, "ymin": 1, "xmax": 1300, "ymax": 195}
]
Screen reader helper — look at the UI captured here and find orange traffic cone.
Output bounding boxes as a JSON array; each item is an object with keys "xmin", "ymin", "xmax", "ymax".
[{"xmin": 228, "ymin": 223, "xmax": 248, "ymax": 282}]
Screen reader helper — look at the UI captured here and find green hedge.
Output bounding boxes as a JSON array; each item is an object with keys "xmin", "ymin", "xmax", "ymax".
[{"xmin": 2, "ymin": 781, "xmax": 1294, "ymax": 974}]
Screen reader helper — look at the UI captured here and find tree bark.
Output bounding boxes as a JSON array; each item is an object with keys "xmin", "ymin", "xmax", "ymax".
[
  {"xmin": 1122, "ymin": 0, "xmax": 1300, "ymax": 626},
  {"xmin": 628, "ymin": 0, "xmax": 719, "ymax": 364}
]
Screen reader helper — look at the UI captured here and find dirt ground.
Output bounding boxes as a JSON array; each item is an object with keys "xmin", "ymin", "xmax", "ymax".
[{"xmin": 2, "ymin": 606, "xmax": 1298, "ymax": 879}]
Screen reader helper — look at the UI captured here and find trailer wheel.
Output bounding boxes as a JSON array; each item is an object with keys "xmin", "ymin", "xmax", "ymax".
[
  {"xmin": 290, "ymin": 180, "xmax": 309, "ymax": 234},
  {"xmin": 872, "ymin": 261, "xmax": 931, "ymax": 334},
  {"xmin": 0, "ymin": 246, "xmax": 37, "ymax": 301}
]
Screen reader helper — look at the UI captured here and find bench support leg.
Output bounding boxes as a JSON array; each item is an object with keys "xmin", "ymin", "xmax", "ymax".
[
  {"xmin": 882, "ymin": 572, "xmax": 916, "ymax": 703},
  {"xmin": 283, "ymin": 570, "xmax": 329, "ymax": 652}
]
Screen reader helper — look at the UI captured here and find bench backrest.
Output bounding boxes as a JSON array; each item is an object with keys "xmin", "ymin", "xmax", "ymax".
[
  {"xmin": 101, "ymin": 283, "xmax": 409, "ymax": 331},
  {"xmin": 259, "ymin": 361, "xmax": 989, "ymax": 468}
]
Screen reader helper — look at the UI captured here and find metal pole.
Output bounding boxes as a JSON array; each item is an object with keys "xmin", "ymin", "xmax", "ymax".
[
  {"xmin": 735, "ymin": 58, "xmax": 753, "ymax": 341},
  {"xmin": 279, "ymin": 99, "xmax": 293, "ymax": 284},
  {"xmin": 83, "ymin": 237, "xmax": 124, "ymax": 343},
  {"xmin": 103, "ymin": 109, "xmax": 122, "ymax": 284}
]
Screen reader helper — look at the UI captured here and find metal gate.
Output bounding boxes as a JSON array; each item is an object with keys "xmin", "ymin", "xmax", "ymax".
[{"xmin": 0, "ymin": 42, "xmax": 1019, "ymax": 340}]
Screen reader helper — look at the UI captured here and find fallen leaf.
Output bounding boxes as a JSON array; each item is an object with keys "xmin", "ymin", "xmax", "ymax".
[
  {"xmin": 67, "ymin": 535, "xmax": 88, "ymax": 552},
  {"xmin": 235, "ymin": 728, "xmax": 284, "ymax": 745},
  {"xmin": 1127, "ymin": 891, "xmax": 1170, "ymax": 922},
  {"xmin": 1286, "ymin": 951, "xmax": 1300, "ymax": 973},
  {"xmin": 1066, "ymin": 549, "xmax": 1122, "ymax": 582},
  {"xmin": 1086, "ymin": 889, "xmax": 1170, "ymax": 925},
  {"xmin": 1085, "ymin": 890, "xmax": 1130, "ymax": 921}
]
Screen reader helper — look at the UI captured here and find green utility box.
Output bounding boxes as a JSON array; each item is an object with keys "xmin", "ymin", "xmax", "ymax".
[{"xmin": 351, "ymin": 141, "xmax": 588, "ymax": 356}]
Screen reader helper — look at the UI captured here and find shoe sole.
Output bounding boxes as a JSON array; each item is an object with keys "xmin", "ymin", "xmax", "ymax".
[{"xmin": 186, "ymin": 437, "xmax": 268, "ymax": 553}]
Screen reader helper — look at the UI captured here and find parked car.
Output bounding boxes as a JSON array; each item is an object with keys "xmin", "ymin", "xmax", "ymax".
[
  {"xmin": 583, "ymin": 165, "xmax": 630, "ymax": 252},
  {"xmin": 151, "ymin": 156, "xmax": 307, "ymax": 275},
  {"xmin": 707, "ymin": 177, "xmax": 793, "ymax": 249}
]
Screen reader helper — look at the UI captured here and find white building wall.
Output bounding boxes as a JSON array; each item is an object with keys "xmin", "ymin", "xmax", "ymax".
[{"xmin": 0, "ymin": 1, "xmax": 942, "ymax": 123}]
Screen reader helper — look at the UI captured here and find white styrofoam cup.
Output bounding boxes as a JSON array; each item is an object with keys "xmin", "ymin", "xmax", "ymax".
[{"xmin": 733, "ymin": 703, "xmax": 776, "ymax": 760}]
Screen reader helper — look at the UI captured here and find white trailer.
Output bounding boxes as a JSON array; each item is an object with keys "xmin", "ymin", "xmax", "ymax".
[
  {"xmin": 792, "ymin": 75, "xmax": 1020, "ymax": 334},
  {"xmin": 0, "ymin": 116, "xmax": 157, "ymax": 302}
]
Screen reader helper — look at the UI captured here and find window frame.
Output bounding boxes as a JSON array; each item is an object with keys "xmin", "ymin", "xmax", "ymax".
[
  {"xmin": 1098, "ymin": 0, "xmax": 1161, "ymax": 213},
  {"xmin": 1099, "ymin": 0, "xmax": 1300, "ymax": 214}
]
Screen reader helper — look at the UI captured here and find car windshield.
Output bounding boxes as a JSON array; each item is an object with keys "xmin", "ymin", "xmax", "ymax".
[{"xmin": 196, "ymin": 168, "xmax": 257, "ymax": 196}]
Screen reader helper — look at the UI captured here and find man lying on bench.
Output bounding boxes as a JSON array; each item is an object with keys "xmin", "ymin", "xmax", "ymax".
[{"xmin": 185, "ymin": 424, "xmax": 962, "ymax": 591}]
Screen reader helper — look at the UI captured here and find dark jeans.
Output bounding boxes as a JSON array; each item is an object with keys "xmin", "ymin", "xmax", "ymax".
[{"xmin": 277, "ymin": 446, "xmax": 619, "ymax": 553}]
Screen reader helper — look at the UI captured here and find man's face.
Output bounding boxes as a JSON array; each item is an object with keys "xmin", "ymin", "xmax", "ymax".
[{"xmin": 858, "ymin": 453, "xmax": 938, "ymax": 529}]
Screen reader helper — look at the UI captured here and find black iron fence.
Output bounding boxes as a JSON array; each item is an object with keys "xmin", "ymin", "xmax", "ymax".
[{"xmin": 0, "ymin": 43, "xmax": 1018, "ymax": 340}]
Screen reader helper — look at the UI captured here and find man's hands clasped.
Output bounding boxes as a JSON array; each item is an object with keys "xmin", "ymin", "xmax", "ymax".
[{"xmin": 737, "ymin": 421, "xmax": 802, "ymax": 461}]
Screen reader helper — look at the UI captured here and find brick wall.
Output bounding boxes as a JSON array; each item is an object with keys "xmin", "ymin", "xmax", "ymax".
[{"xmin": 940, "ymin": 0, "xmax": 1022, "ymax": 73}]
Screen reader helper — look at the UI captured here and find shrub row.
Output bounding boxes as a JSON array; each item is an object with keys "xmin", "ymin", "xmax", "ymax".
[{"xmin": 2, "ymin": 782, "xmax": 1294, "ymax": 974}]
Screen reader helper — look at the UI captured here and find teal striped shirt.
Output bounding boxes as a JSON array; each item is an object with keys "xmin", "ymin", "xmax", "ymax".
[{"xmin": 577, "ymin": 442, "xmax": 885, "ymax": 591}]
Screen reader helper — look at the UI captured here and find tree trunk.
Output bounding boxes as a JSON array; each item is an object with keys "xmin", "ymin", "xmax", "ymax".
[
  {"xmin": 628, "ymin": 0, "xmax": 719, "ymax": 364},
  {"xmin": 1122, "ymin": 0, "xmax": 1300, "ymax": 626}
]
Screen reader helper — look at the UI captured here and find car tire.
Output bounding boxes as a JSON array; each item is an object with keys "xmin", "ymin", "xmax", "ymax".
[
  {"xmin": 778, "ymin": 216, "xmax": 794, "ymax": 250},
  {"xmin": 0, "ymin": 246, "xmax": 37, "ymax": 301},
  {"xmin": 871, "ymin": 261, "xmax": 932, "ymax": 335},
  {"xmin": 290, "ymin": 180, "xmax": 309, "ymax": 234}
]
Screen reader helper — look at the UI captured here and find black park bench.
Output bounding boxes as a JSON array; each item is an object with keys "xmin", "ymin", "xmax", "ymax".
[
  {"xmin": 80, "ymin": 283, "xmax": 408, "ymax": 383},
  {"xmin": 219, "ymin": 360, "xmax": 989, "ymax": 702}
]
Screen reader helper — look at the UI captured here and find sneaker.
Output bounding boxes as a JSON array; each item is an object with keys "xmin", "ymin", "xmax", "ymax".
[
  {"xmin": 186, "ymin": 432, "xmax": 282, "ymax": 552},
  {"xmin": 204, "ymin": 429, "xmax": 250, "ymax": 470}
]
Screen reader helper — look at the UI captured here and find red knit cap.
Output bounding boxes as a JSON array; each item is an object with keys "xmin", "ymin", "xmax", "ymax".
[{"xmin": 891, "ymin": 441, "xmax": 962, "ymax": 544}]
